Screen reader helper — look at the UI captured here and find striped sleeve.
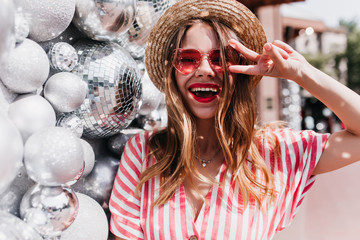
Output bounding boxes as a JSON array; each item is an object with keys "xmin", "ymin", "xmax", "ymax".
[
  {"xmin": 109, "ymin": 133, "xmax": 147, "ymax": 239},
  {"xmin": 270, "ymin": 128, "xmax": 329, "ymax": 232}
]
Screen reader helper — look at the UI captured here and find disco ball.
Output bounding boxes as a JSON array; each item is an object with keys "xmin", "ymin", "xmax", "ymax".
[
  {"xmin": 56, "ymin": 113, "xmax": 84, "ymax": 138},
  {"xmin": 72, "ymin": 39, "xmax": 142, "ymax": 138},
  {"xmin": 117, "ymin": 0, "xmax": 175, "ymax": 59},
  {"xmin": 48, "ymin": 42, "xmax": 78, "ymax": 72}
]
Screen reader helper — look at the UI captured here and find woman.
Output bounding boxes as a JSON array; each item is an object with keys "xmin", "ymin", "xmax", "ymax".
[{"xmin": 109, "ymin": 0, "xmax": 360, "ymax": 239}]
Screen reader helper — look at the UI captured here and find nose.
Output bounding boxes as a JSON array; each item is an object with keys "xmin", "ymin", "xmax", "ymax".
[{"xmin": 195, "ymin": 56, "xmax": 216, "ymax": 78}]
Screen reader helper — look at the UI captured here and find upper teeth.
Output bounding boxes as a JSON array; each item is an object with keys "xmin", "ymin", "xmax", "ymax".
[{"xmin": 190, "ymin": 87, "xmax": 218, "ymax": 92}]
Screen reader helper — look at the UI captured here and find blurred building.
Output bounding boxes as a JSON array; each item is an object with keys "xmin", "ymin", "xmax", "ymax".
[
  {"xmin": 241, "ymin": 1, "xmax": 347, "ymax": 132},
  {"xmin": 281, "ymin": 4, "xmax": 347, "ymax": 133},
  {"xmin": 240, "ymin": 3, "xmax": 360, "ymax": 240}
]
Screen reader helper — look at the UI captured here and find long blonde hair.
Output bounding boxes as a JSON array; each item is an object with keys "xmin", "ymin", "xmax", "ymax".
[{"xmin": 137, "ymin": 18, "xmax": 276, "ymax": 207}]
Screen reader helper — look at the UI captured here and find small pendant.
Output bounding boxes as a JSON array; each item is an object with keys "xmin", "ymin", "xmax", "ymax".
[{"xmin": 202, "ymin": 162, "xmax": 206, "ymax": 167}]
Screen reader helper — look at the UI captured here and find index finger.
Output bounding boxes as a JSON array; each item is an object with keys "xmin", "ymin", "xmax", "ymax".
[{"xmin": 228, "ymin": 39, "xmax": 261, "ymax": 62}]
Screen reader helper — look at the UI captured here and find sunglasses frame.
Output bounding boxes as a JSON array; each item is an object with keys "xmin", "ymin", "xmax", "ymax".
[{"xmin": 172, "ymin": 47, "xmax": 241, "ymax": 75}]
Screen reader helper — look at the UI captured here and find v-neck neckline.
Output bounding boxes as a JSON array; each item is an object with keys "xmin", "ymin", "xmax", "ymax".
[{"xmin": 181, "ymin": 161, "xmax": 227, "ymax": 224}]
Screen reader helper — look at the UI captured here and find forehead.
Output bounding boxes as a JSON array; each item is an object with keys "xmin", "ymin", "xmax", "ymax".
[{"xmin": 180, "ymin": 22, "xmax": 219, "ymax": 50}]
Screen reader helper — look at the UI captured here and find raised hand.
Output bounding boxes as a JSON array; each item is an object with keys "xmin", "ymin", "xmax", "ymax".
[{"xmin": 228, "ymin": 39, "xmax": 313, "ymax": 84}]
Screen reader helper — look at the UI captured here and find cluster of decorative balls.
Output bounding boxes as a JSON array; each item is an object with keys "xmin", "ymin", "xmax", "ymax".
[{"xmin": 0, "ymin": 0, "xmax": 174, "ymax": 239}]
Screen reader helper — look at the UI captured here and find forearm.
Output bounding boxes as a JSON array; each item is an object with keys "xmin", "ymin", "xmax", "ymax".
[
  {"xmin": 229, "ymin": 39, "xmax": 360, "ymax": 136},
  {"xmin": 296, "ymin": 64, "xmax": 360, "ymax": 135}
]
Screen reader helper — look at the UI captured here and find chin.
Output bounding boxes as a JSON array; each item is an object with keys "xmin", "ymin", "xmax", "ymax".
[{"xmin": 192, "ymin": 111, "xmax": 216, "ymax": 120}]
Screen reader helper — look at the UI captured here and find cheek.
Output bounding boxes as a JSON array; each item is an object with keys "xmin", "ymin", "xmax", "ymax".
[{"xmin": 175, "ymin": 71, "xmax": 190, "ymax": 92}]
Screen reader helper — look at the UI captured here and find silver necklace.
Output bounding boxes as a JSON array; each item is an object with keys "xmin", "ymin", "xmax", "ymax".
[{"xmin": 196, "ymin": 148, "xmax": 222, "ymax": 168}]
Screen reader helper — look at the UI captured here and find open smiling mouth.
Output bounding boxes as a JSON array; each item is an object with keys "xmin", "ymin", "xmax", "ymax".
[{"xmin": 188, "ymin": 83, "xmax": 221, "ymax": 103}]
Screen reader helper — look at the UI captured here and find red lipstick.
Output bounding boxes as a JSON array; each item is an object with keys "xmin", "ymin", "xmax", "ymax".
[{"xmin": 188, "ymin": 83, "xmax": 221, "ymax": 103}]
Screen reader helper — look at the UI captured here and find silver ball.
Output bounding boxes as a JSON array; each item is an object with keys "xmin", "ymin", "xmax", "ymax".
[
  {"xmin": 141, "ymin": 109, "xmax": 163, "ymax": 131},
  {"xmin": 24, "ymin": 127, "xmax": 84, "ymax": 186},
  {"xmin": 48, "ymin": 42, "xmax": 78, "ymax": 72},
  {"xmin": 72, "ymin": 0, "xmax": 137, "ymax": 41},
  {"xmin": 44, "ymin": 72, "xmax": 87, "ymax": 113},
  {"xmin": 0, "ymin": 38, "xmax": 49, "ymax": 93},
  {"xmin": 20, "ymin": 185, "xmax": 79, "ymax": 238},
  {"xmin": 138, "ymin": 71, "xmax": 164, "ymax": 115},
  {"xmin": 17, "ymin": 0, "xmax": 75, "ymax": 42},
  {"xmin": 107, "ymin": 128, "xmax": 144, "ymax": 157},
  {"xmin": 8, "ymin": 94, "xmax": 56, "ymax": 142},
  {"xmin": 0, "ymin": 113, "xmax": 23, "ymax": 194},
  {"xmin": 72, "ymin": 39, "xmax": 142, "ymax": 138},
  {"xmin": 117, "ymin": 0, "xmax": 174, "ymax": 59},
  {"xmin": 60, "ymin": 193, "xmax": 108, "ymax": 240},
  {"xmin": 56, "ymin": 113, "xmax": 84, "ymax": 138},
  {"xmin": 71, "ymin": 153, "xmax": 119, "ymax": 209},
  {"xmin": 0, "ymin": 211, "xmax": 42, "ymax": 240}
]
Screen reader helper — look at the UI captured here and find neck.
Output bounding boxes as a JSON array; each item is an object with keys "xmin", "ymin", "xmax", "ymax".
[{"xmin": 195, "ymin": 118, "xmax": 219, "ymax": 154}]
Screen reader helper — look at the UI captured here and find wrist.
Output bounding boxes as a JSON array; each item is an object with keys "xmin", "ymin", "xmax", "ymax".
[{"xmin": 292, "ymin": 63, "xmax": 318, "ymax": 87}]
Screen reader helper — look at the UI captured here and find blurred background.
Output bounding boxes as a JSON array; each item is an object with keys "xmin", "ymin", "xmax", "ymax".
[
  {"xmin": 0, "ymin": 0, "xmax": 360, "ymax": 239},
  {"xmin": 250, "ymin": 0, "xmax": 360, "ymax": 239}
]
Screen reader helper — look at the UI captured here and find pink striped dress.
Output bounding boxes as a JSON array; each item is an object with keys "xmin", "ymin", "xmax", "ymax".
[{"xmin": 109, "ymin": 128, "xmax": 329, "ymax": 240}]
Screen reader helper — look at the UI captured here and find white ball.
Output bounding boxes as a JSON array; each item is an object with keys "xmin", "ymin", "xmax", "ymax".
[
  {"xmin": 14, "ymin": 9, "xmax": 30, "ymax": 43},
  {"xmin": 17, "ymin": 0, "xmax": 75, "ymax": 42},
  {"xmin": 44, "ymin": 72, "xmax": 87, "ymax": 113},
  {"xmin": 80, "ymin": 139, "xmax": 95, "ymax": 178},
  {"xmin": 0, "ymin": 113, "xmax": 23, "ymax": 194},
  {"xmin": 0, "ymin": 0, "xmax": 15, "ymax": 62},
  {"xmin": 0, "ymin": 212, "xmax": 42, "ymax": 240},
  {"xmin": 138, "ymin": 71, "xmax": 164, "ymax": 115},
  {"xmin": 60, "ymin": 193, "xmax": 108, "ymax": 240},
  {"xmin": 8, "ymin": 94, "xmax": 56, "ymax": 142},
  {"xmin": 24, "ymin": 127, "xmax": 84, "ymax": 186},
  {"xmin": 0, "ymin": 39, "xmax": 49, "ymax": 93},
  {"xmin": 0, "ymin": 80, "xmax": 17, "ymax": 115}
]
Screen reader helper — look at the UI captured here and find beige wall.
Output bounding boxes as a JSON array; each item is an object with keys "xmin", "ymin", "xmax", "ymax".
[{"xmin": 256, "ymin": 6, "xmax": 282, "ymax": 123}]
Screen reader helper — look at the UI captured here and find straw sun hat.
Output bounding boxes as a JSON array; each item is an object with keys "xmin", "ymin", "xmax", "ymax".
[{"xmin": 145, "ymin": 0, "xmax": 267, "ymax": 92}]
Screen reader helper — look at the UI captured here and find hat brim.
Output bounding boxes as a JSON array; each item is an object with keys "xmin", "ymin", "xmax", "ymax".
[{"xmin": 145, "ymin": 0, "xmax": 266, "ymax": 92}]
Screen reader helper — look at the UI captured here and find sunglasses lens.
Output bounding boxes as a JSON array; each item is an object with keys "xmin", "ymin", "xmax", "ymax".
[
  {"xmin": 208, "ymin": 50, "xmax": 222, "ymax": 72},
  {"xmin": 174, "ymin": 49, "xmax": 201, "ymax": 74}
]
